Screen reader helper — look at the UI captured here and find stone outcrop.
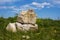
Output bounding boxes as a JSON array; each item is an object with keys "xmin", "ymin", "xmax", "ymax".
[
  {"xmin": 17, "ymin": 9, "xmax": 37, "ymax": 24},
  {"xmin": 6, "ymin": 9, "xmax": 38, "ymax": 32},
  {"xmin": 6, "ymin": 23, "xmax": 17, "ymax": 32},
  {"xmin": 16, "ymin": 22, "xmax": 38, "ymax": 31},
  {"xmin": 17, "ymin": 9, "xmax": 38, "ymax": 31}
]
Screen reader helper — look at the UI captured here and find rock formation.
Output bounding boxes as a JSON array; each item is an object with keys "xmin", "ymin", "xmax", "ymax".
[
  {"xmin": 17, "ymin": 9, "xmax": 38, "ymax": 31},
  {"xmin": 6, "ymin": 9, "xmax": 38, "ymax": 32},
  {"xmin": 17, "ymin": 9, "xmax": 37, "ymax": 24},
  {"xmin": 6, "ymin": 23, "xmax": 17, "ymax": 32}
]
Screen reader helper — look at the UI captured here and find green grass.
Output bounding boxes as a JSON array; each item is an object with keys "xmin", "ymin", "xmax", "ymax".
[
  {"xmin": 0, "ymin": 17, "xmax": 60, "ymax": 40},
  {"xmin": 0, "ymin": 26, "xmax": 59, "ymax": 40}
]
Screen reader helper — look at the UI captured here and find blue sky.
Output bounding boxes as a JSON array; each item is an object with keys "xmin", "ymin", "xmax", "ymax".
[{"xmin": 0, "ymin": 0, "xmax": 60, "ymax": 20}]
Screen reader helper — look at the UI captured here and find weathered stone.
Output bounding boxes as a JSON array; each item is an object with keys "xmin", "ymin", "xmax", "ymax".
[
  {"xmin": 6, "ymin": 23, "xmax": 17, "ymax": 32},
  {"xmin": 6, "ymin": 9, "xmax": 38, "ymax": 32},
  {"xmin": 17, "ymin": 9, "xmax": 37, "ymax": 24},
  {"xmin": 15, "ymin": 22, "xmax": 23, "ymax": 31},
  {"xmin": 16, "ymin": 22, "xmax": 38, "ymax": 31},
  {"xmin": 17, "ymin": 11, "xmax": 27, "ymax": 23}
]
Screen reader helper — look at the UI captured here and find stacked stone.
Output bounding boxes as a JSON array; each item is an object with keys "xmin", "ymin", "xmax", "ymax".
[{"xmin": 17, "ymin": 9, "xmax": 38, "ymax": 31}]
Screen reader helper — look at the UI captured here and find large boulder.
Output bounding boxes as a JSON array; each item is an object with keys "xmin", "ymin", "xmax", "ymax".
[
  {"xmin": 15, "ymin": 22, "xmax": 23, "ymax": 31},
  {"xmin": 22, "ymin": 24, "xmax": 38, "ymax": 31},
  {"xmin": 6, "ymin": 9, "xmax": 38, "ymax": 32},
  {"xmin": 6, "ymin": 23, "xmax": 17, "ymax": 32},
  {"xmin": 6, "ymin": 22, "xmax": 38, "ymax": 32},
  {"xmin": 17, "ymin": 9, "xmax": 37, "ymax": 24},
  {"xmin": 16, "ymin": 22, "xmax": 38, "ymax": 31}
]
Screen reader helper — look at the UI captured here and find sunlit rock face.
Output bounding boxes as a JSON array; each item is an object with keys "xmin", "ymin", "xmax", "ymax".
[
  {"xmin": 6, "ymin": 23, "xmax": 17, "ymax": 32},
  {"xmin": 6, "ymin": 9, "xmax": 38, "ymax": 32},
  {"xmin": 17, "ymin": 9, "xmax": 37, "ymax": 24},
  {"xmin": 17, "ymin": 9, "xmax": 38, "ymax": 31},
  {"xmin": 16, "ymin": 22, "xmax": 38, "ymax": 31}
]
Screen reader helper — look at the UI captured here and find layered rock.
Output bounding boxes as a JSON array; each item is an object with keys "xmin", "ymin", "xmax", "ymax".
[
  {"xmin": 6, "ymin": 9, "xmax": 38, "ymax": 32},
  {"xmin": 16, "ymin": 22, "xmax": 38, "ymax": 31},
  {"xmin": 17, "ymin": 9, "xmax": 37, "ymax": 24},
  {"xmin": 17, "ymin": 9, "xmax": 38, "ymax": 31}
]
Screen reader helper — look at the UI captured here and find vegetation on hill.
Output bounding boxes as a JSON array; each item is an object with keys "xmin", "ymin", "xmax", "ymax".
[{"xmin": 0, "ymin": 16, "xmax": 60, "ymax": 40}]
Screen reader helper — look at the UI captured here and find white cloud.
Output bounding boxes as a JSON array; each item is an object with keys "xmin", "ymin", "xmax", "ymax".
[
  {"xmin": 52, "ymin": 0, "xmax": 60, "ymax": 4},
  {"xmin": 47, "ymin": 0, "xmax": 60, "ymax": 5},
  {"xmin": 19, "ymin": 4, "xmax": 37, "ymax": 10},
  {"xmin": 0, "ymin": 6, "xmax": 15, "ymax": 9},
  {"xmin": 32, "ymin": 2, "xmax": 52, "ymax": 8},
  {"xmin": 0, "ymin": 5, "xmax": 37, "ymax": 13},
  {"xmin": 0, "ymin": 0, "xmax": 21, "ymax": 4},
  {"xmin": 0, "ymin": 2, "xmax": 53, "ymax": 13},
  {"xmin": 0, "ymin": 6, "xmax": 21, "ymax": 13},
  {"xmin": 0, "ymin": 0, "xmax": 14, "ymax": 2},
  {"xmin": 19, "ymin": 2, "xmax": 52, "ymax": 10}
]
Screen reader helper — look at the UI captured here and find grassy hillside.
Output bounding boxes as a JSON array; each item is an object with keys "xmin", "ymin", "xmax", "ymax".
[{"xmin": 0, "ymin": 16, "xmax": 60, "ymax": 40}]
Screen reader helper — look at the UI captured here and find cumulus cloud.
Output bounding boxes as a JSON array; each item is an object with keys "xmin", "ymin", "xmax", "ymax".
[
  {"xmin": 19, "ymin": 5, "xmax": 37, "ymax": 10},
  {"xmin": 19, "ymin": 2, "xmax": 52, "ymax": 10},
  {"xmin": 31, "ymin": 2, "xmax": 52, "ymax": 8},
  {"xmin": 0, "ymin": 2, "xmax": 53, "ymax": 13},
  {"xmin": 0, "ymin": 5, "xmax": 37, "ymax": 13}
]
